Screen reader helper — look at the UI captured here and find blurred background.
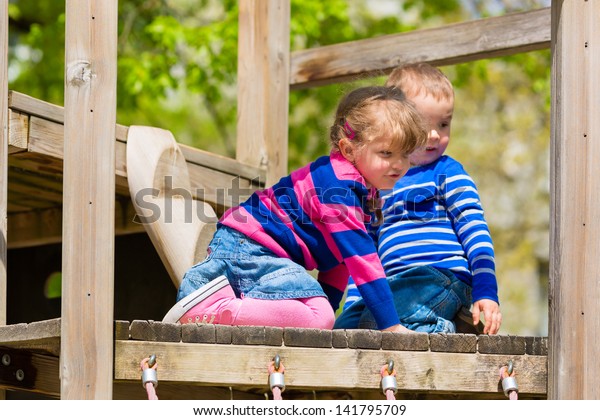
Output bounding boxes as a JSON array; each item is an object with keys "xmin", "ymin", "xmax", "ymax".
[{"xmin": 6, "ymin": 0, "xmax": 551, "ymax": 335}]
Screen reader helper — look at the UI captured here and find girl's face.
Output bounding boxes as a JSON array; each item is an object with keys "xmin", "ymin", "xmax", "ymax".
[
  {"xmin": 340, "ymin": 135, "xmax": 411, "ymax": 190},
  {"xmin": 408, "ymin": 93, "xmax": 453, "ymax": 166}
]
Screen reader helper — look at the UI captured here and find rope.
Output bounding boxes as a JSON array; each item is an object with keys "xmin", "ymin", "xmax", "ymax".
[
  {"xmin": 380, "ymin": 361, "xmax": 398, "ymax": 400},
  {"xmin": 144, "ymin": 382, "xmax": 158, "ymax": 400},
  {"xmin": 141, "ymin": 356, "xmax": 159, "ymax": 400},
  {"xmin": 271, "ymin": 386, "xmax": 283, "ymax": 400},
  {"xmin": 499, "ymin": 362, "xmax": 518, "ymax": 400},
  {"xmin": 268, "ymin": 356, "xmax": 285, "ymax": 400}
]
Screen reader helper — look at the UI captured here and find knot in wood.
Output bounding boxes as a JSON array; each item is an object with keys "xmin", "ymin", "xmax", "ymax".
[{"xmin": 67, "ymin": 61, "xmax": 93, "ymax": 86}]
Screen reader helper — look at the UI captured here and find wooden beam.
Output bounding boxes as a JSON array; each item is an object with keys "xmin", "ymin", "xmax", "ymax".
[
  {"xmin": 549, "ymin": 0, "xmax": 600, "ymax": 400},
  {"xmin": 7, "ymin": 201, "xmax": 145, "ymax": 250},
  {"xmin": 8, "ymin": 109, "xmax": 28, "ymax": 154},
  {"xmin": 4, "ymin": 113, "xmax": 259, "ymax": 247},
  {"xmin": 291, "ymin": 8, "xmax": 551, "ymax": 89},
  {"xmin": 61, "ymin": 0, "xmax": 117, "ymax": 399},
  {"xmin": 0, "ymin": 319, "xmax": 60, "ymax": 398},
  {"xmin": 0, "ymin": 318, "xmax": 61, "ymax": 357},
  {"xmin": 8, "ymin": 91, "xmax": 64, "ymax": 125},
  {"xmin": 0, "ymin": 346, "xmax": 60, "ymax": 397},
  {"xmin": 1, "ymin": 319, "xmax": 548, "ymax": 398},
  {"xmin": 114, "ymin": 382, "xmax": 379, "ymax": 400},
  {"xmin": 23, "ymin": 116, "xmax": 259, "ymax": 207},
  {"xmin": 237, "ymin": 0, "xmax": 290, "ymax": 186},
  {"xmin": 7, "ymin": 91, "xmax": 264, "ymax": 207},
  {"xmin": 8, "ymin": 167, "xmax": 64, "ymax": 205},
  {"xmin": 112, "ymin": 382, "xmax": 266, "ymax": 400},
  {"xmin": 114, "ymin": 340, "xmax": 547, "ymax": 396}
]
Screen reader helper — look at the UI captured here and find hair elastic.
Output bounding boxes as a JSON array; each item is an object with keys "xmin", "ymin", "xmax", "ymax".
[{"xmin": 343, "ymin": 121, "xmax": 356, "ymax": 140}]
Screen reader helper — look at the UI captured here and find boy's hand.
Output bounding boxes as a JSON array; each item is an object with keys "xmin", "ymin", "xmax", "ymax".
[{"xmin": 472, "ymin": 299, "xmax": 502, "ymax": 334}]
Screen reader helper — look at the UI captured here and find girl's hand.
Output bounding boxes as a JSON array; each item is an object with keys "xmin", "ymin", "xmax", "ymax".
[
  {"xmin": 472, "ymin": 299, "xmax": 502, "ymax": 335},
  {"xmin": 382, "ymin": 324, "xmax": 414, "ymax": 334}
]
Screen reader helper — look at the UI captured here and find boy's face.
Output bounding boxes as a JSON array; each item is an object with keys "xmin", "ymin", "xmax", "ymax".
[{"xmin": 408, "ymin": 92, "xmax": 453, "ymax": 166}]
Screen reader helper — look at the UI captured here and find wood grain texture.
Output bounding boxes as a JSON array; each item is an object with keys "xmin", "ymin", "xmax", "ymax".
[
  {"xmin": 0, "ymin": 318, "xmax": 61, "ymax": 356},
  {"xmin": 2, "ymin": 94, "xmax": 263, "ymax": 248},
  {"xmin": 60, "ymin": 0, "xmax": 117, "ymax": 399},
  {"xmin": 8, "ymin": 92, "xmax": 264, "ymax": 205},
  {"xmin": 115, "ymin": 340, "xmax": 547, "ymax": 396},
  {"xmin": 0, "ymin": 0, "xmax": 8, "ymax": 333},
  {"xmin": 549, "ymin": 0, "xmax": 600, "ymax": 399},
  {"xmin": 0, "ymin": 319, "xmax": 548, "ymax": 397},
  {"xmin": 291, "ymin": 8, "xmax": 551, "ymax": 88},
  {"xmin": 5, "ymin": 200, "xmax": 143, "ymax": 250},
  {"xmin": 7, "ymin": 109, "xmax": 27, "ymax": 154},
  {"xmin": 237, "ymin": 0, "xmax": 290, "ymax": 186},
  {"xmin": 0, "ymin": 346, "xmax": 60, "ymax": 397},
  {"xmin": 9, "ymin": 90, "xmax": 264, "ymax": 181},
  {"xmin": 126, "ymin": 126, "xmax": 218, "ymax": 288},
  {"xmin": 0, "ymin": 1, "xmax": 7, "ymax": 400}
]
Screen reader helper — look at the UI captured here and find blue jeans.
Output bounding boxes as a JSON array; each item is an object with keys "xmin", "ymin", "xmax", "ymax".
[
  {"xmin": 177, "ymin": 226, "xmax": 327, "ymax": 302},
  {"xmin": 333, "ymin": 266, "xmax": 471, "ymax": 333}
]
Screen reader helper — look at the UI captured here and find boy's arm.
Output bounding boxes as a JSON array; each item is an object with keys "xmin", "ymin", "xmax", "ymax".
[
  {"xmin": 443, "ymin": 169, "xmax": 498, "ymax": 304},
  {"xmin": 341, "ymin": 211, "xmax": 379, "ymax": 311},
  {"xmin": 343, "ymin": 277, "xmax": 361, "ymax": 310}
]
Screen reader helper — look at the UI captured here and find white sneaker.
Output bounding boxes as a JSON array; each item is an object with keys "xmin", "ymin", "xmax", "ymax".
[{"xmin": 162, "ymin": 275, "xmax": 230, "ymax": 323}]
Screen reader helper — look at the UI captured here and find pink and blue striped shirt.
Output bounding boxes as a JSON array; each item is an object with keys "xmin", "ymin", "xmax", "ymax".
[{"xmin": 220, "ymin": 151, "xmax": 399, "ymax": 329}]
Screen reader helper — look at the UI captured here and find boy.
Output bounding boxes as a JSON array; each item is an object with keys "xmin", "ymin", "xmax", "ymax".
[{"xmin": 335, "ymin": 63, "xmax": 502, "ymax": 334}]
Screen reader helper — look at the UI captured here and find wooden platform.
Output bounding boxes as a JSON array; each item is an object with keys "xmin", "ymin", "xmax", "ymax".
[{"xmin": 0, "ymin": 318, "xmax": 547, "ymax": 399}]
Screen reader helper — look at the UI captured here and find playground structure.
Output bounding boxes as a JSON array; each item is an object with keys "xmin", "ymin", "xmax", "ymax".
[{"xmin": 0, "ymin": 1, "xmax": 598, "ymax": 399}]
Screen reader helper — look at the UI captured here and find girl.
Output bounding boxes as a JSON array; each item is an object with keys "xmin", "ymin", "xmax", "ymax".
[{"xmin": 162, "ymin": 85, "xmax": 428, "ymax": 332}]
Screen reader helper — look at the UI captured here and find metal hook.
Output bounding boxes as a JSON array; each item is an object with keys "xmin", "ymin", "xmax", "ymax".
[
  {"xmin": 387, "ymin": 359, "xmax": 394, "ymax": 375},
  {"xmin": 507, "ymin": 360, "xmax": 514, "ymax": 376},
  {"xmin": 148, "ymin": 354, "xmax": 157, "ymax": 368},
  {"xmin": 274, "ymin": 354, "xmax": 281, "ymax": 371}
]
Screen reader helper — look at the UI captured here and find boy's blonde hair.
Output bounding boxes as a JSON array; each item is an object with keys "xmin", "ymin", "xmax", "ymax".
[
  {"xmin": 329, "ymin": 86, "xmax": 428, "ymax": 156},
  {"xmin": 385, "ymin": 63, "xmax": 454, "ymax": 102}
]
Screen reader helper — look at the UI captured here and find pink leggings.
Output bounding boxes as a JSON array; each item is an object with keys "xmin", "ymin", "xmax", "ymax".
[{"xmin": 232, "ymin": 296, "xmax": 335, "ymax": 329}]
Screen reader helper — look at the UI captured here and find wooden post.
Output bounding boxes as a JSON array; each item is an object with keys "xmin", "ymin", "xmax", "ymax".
[
  {"xmin": 0, "ymin": 0, "xmax": 8, "ymax": 402},
  {"xmin": 61, "ymin": 1, "xmax": 117, "ymax": 399},
  {"xmin": 549, "ymin": 0, "xmax": 600, "ymax": 399},
  {"xmin": 0, "ymin": 0, "xmax": 8, "ymax": 328},
  {"xmin": 237, "ymin": 0, "xmax": 290, "ymax": 186}
]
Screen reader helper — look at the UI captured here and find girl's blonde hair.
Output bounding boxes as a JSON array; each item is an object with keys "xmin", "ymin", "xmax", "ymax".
[
  {"xmin": 329, "ymin": 86, "xmax": 428, "ymax": 225},
  {"xmin": 329, "ymin": 86, "xmax": 428, "ymax": 156},
  {"xmin": 385, "ymin": 63, "xmax": 454, "ymax": 102}
]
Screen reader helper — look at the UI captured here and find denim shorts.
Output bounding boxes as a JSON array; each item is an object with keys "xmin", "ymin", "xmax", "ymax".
[
  {"xmin": 177, "ymin": 226, "xmax": 327, "ymax": 302},
  {"xmin": 333, "ymin": 266, "xmax": 472, "ymax": 333}
]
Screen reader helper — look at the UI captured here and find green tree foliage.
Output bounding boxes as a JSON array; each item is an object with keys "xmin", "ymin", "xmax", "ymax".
[
  {"xmin": 7, "ymin": 1, "xmax": 65, "ymax": 104},
  {"xmin": 7, "ymin": 0, "xmax": 551, "ymax": 334}
]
